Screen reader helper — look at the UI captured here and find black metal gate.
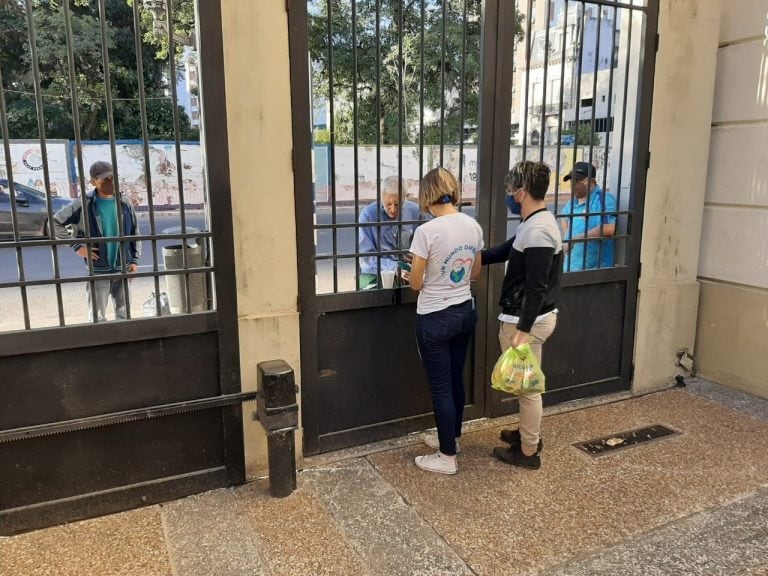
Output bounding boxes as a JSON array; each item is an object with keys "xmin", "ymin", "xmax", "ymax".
[
  {"xmin": 290, "ymin": 0, "xmax": 657, "ymax": 455},
  {"xmin": 0, "ymin": 0, "xmax": 246, "ymax": 535}
]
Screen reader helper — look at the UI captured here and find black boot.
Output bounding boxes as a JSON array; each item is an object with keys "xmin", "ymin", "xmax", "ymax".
[
  {"xmin": 492, "ymin": 444, "xmax": 541, "ymax": 470},
  {"xmin": 499, "ymin": 429, "xmax": 543, "ymax": 453}
]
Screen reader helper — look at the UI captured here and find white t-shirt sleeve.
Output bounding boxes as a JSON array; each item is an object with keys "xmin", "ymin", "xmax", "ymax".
[
  {"xmin": 475, "ymin": 220, "xmax": 485, "ymax": 252},
  {"xmin": 409, "ymin": 226, "xmax": 430, "ymax": 259},
  {"xmin": 526, "ymin": 223, "xmax": 558, "ymax": 249}
]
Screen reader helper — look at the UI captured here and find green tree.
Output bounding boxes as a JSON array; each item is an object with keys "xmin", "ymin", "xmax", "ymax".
[
  {"xmin": 130, "ymin": 0, "xmax": 195, "ymax": 60},
  {"xmin": 308, "ymin": 0, "xmax": 524, "ymax": 146},
  {"xmin": 563, "ymin": 123, "xmax": 601, "ymax": 146},
  {"xmin": 0, "ymin": 0, "xmax": 198, "ymax": 141}
]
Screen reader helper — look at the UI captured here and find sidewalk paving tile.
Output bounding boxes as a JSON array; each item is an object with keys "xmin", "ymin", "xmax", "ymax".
[
  {"xmin": 161, "ymin": 488, "xmax": 268, "ymax": 576},
  {"xmin": 302, "ymin": 458, "xmax": 474, "ymax": 576},
  {"xmin": 0, "ymin": 507, "xmax": 170, "ymax": 576},
  {"xmin": 542, "ymin": 487, "xmax": 768, "ymax": 575},
  {"xmin": 368, "ymin": 390, "xmax": 768, "ymax": 575},
  {"xmin": 237, "ymin": 479, "xmax": 368, "ymax": 576}
]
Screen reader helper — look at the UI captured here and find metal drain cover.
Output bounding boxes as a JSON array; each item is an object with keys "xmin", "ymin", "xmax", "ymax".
[{"xmin": 574, "ymin": 424, "xmax": 680, "ymax": 457}]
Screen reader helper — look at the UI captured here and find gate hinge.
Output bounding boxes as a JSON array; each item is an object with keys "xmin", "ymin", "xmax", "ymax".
[
  {"xmin": 285, "ymin": 0, "xmax": 290, "ymax": 13},
  {"xmin": 655, "ymin": 33, "xmax": 660, "ymax": 52},
  {"xmin": 296, "ymin": 293, "xmax": 301, "ymax": 313},
  {"xmin": 646, "ymin": 151, "xmax": 651, "ymax": 170}
]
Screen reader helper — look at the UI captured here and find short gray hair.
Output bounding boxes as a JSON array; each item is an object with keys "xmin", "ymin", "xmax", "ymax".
[{"xmin": 381, "ymin": 176, "xmax": 405, "ymax": 197}]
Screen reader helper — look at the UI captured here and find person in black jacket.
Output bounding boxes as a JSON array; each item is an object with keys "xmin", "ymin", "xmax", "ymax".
[
  {"xmin": 479, "ymin": 161, "xmax": 563, "ymax": 469},
  {"xmin": 53, "ymin": 161, "xmax": 141, "ymax": 322}
]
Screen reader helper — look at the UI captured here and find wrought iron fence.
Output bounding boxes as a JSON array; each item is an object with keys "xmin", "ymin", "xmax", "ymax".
[
  {"xmin": 309, "ymin": 0, "xmax": 485, "ymax": 294},
  {"xmin": 0, "ymin": 0, "xmax": 213, "ymax": 333},
  {"xmin": 308, "ymin": 0, "xmax": 649, "ymax": 294},
  {"xmin": 510, "ymin": 0, "xmax": 648, "ymax": 273}
]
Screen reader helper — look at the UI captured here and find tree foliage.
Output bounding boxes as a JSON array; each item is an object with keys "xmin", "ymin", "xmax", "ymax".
[
  {"xmin": 0, "ymin": 0, "xmax": 198, "ymax": 141},
  {"xmin": 130, "ymin": 0, "xmax": 195, "ymax": 60},
  {"xmin": 563, "ymin": 123, "xmax": 601, "ymax": 146},
  {"xmin": 309, "ymin": 0, "xmax": 524, "ymax": 146}
]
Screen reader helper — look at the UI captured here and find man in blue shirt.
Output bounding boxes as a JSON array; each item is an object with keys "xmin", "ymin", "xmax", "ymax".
[
  {"xmin": 358, "ymin": 176, "xmax": 421, "ymax": 289},
  {"xmin": 561, "ymin": 162, "xmax": 617, "ymax": 271}
]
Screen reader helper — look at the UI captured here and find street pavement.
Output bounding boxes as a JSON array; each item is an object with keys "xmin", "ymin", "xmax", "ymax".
[{"xmin": 0, "ymin": 212, "xmax": 206, "ymax": 332}]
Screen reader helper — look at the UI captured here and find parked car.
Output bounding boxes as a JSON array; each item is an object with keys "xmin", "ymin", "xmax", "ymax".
[{"xmin": 0, "ymin": 179, "xmax": 72, "ymax": 239}]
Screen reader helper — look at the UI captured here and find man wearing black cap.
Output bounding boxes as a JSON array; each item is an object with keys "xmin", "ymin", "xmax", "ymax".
[
  {"xmin": 53, "ymin": 161, "xmax": 141, "ymax": 321},
  {"xmin": 561, "ymin": 162, "xmax": 617, "ymax": 271}
]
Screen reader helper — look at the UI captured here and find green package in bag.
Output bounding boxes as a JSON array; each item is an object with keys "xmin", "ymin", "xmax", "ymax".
[{"xmin": 491, "ymin": 343, "xmax": 546, "ymax": 395}]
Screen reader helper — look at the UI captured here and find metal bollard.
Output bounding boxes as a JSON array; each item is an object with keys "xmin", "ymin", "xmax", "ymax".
[{"xmin": 253, "ymin": 360, "xmax": 299, "ymax": 498}]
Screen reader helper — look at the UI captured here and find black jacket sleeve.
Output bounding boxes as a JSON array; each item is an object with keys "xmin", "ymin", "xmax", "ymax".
[
  {"xmin": 481, "ymin": 236, "xmax": 515, "ymax": 266},
  {"xmin": 517, "ymin": 246, "xmax": 555, "ymax": 333}
]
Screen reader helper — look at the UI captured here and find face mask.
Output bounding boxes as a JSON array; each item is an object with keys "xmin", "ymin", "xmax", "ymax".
[{"xmin": 505, "ymin": 193, "xmax": 521, "ymax": 216}]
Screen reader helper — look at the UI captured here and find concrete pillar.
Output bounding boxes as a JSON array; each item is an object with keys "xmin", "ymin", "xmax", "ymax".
[
  {"xmin": 221, "ymin": 0, "xmax": 300, "ymax": 477},
  {"xmin": 632, "ymin": 0, "xmax": 721, "ymax": 392}
]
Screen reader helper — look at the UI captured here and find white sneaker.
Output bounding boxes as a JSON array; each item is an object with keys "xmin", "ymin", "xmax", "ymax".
[
  {"xmin": 422, "ymin": 433, "xmax": 461, "ymax": 454},
  {"xmin": 414, "ymin": 452, "xmax": 458, "ymax": 475}
]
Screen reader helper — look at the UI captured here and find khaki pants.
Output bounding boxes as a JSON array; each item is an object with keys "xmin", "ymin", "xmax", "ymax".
[{"xmin": 498, "ymin": 313, "xmax": 557, "ymax": 455}]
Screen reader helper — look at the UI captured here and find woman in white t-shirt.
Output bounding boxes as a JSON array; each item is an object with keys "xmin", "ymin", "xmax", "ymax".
[{"xmin": 405, "ymin": 167, "xmax": 484, "ymax": 475}]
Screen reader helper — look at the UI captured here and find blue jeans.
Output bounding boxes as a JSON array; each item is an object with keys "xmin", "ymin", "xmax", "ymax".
[{"xmin": 415, "ymin": 299, "xmax": 477, "ymax": 456}]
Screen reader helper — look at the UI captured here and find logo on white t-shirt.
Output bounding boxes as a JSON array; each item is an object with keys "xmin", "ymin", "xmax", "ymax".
[{"xmin": 441, "ymin": 244, "xmax": 477, "ymax": 284}]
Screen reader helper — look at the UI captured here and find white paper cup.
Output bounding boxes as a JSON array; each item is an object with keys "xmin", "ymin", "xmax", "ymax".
[{"xmin": 380, "ymin": 270, "xmax": 396, "ymax": 289}]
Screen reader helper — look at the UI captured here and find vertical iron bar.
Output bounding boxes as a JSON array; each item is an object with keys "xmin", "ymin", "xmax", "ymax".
[
  {"xmin": 397, "ymin": 0, "xmax": 404, "ymax": 252},
  {"xmin": 439, "ymin": 0, "xmax": 447, "ymax": 165},
  {"xmin": 582, "ymin": 2, "xmax": 602, "ymax": 271},
  {"xmin": 553, "ymin": 0, "xmax": 571, "ymax": 218},
  {"xmin": 375, "ymin": 0, "xmax": 382, "ymax": 281},
  {"xmin": 521, "ymin": 0, "xmax": 533, "ymax": 159},
  {"xmin": 195, "ymin": 0, "xmax": 245, "ymax": 479},
  {"xmin": 0, "ymin": 66, "xmax": 30, "ymax": 329},
  {"xmin": 567, "ymin": 1, "xmax": 585, "ymax": 271},
  {"xmin": 616, "ymin": 7, "xmax": 633, "ymax": 266},
  {"xmin": 131, "ymin": 0, "xmax": 161, "ymax": 314},
  {"xmin": 165, "ymin": 0, "xmax": 193, "ymax": 312},
  {"xmin": 23, "ymin": 0, "xmax": 64, "ymax": 326},
  {"xmin": 352, "ymin": 0, "xmax": 360, "ymax": 290},
  {"xmin": 326, "ymin": 0, "xmax": 338, "ymax": 293},
  {"xmin": 419, "ymin": 0, "xmax": 425, "ymax": 190},
  {"xmin": 457, "ymin": 0, "xmax": 468, "ymax": 209},
  {"xmin": 598, "ymin": 5, "xmax": 618, "ymax": 268},
  {"xmin": 62, "ymin": 0, "xmax": 98, "ymax": 323},
  {"xmin": 539, "ymin": 0, "xmax": 552, "ymax": 161},
  {"xmin": 97, "ymin": 0, "xmax": 131, "ymax": 319}
]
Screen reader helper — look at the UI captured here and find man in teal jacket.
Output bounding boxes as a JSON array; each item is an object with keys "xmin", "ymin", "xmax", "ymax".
[{"xmin": 54, "ymin": 161, "xmax": 141, "ymax": 321}]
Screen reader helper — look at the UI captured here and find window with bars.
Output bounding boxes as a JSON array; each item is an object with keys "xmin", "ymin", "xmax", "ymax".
[
  {"xmin": 508, "ymin": 1, "xmax": 648, "ymax": 273},
  {"xmin": 0, "ymin": 0, "xmax": 214, "ymax": 333},
  {"xmin": 308, "ymin": 0, "xmax": 485, "ymax": 295},
  {"xmin": 306, "ymin": 0, "xmax": 648, "ymax": 292}
]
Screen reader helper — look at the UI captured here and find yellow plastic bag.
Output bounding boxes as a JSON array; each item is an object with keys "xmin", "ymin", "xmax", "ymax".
[{"xmin": 491, "ymin": 343, "xmax": 545, "ymax": 395}]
